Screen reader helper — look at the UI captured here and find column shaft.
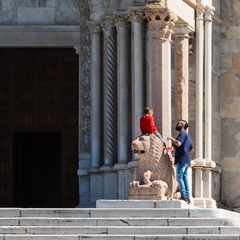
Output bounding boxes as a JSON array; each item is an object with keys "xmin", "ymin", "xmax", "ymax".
[
  {"xmin": 89, "ymin": 23, "xmax": 102, "ymax": 169},
  {"xmin": 195, "ymin": 4, "xmax": 204, "ymax": 159},
  {"xmin": 204, "ymin": 6, "xmax": 214, "ymax": 161},
  {"xmin": 145, "ymin": 8, "xmax": 177, "ymax": 140},
  {"xmin": 129, "ymin": 10, "xmax": 144, "ymax": 139},
  {"xmin": 102, "ymin": 18, "xmax": 117, "ymax": 167},
  {"xmin": 174, "ymin": 26, "xmax": 191, "ymax": 122},
  {"xmin": 116, "ymin": 14, "xmax": 131, "ymax": 165},
  {"xmin": 161, "ymin": 41, "xmax": 172, "ymax": 140}
]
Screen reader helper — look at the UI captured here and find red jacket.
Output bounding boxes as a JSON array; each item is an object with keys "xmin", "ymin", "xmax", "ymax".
[{"xmin": 140, "ymin": 114, "xmax": 157, "ymax": 134}]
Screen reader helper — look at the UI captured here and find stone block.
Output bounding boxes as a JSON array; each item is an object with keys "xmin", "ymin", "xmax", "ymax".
[
  {"xmin": 232, "ymin": 53, "xmax": 240, "ymax": 69},
  {"xmin": 220, "ymin": 53, "xmax": 232, "ymax": 70},
  {"xmin": 103, "ymin": 171, "xmax": 118, "ymax": 199},
  {"xmin": 0, "ymin": 209, "xmax": 21, "ymax": 217},
  {"xmin": 1, "ymin": 0, "xmax": 17, "ymax": 8},
  {"xmin": 221, "ymin": 169, "xmax": 240, "ymax": 208},
  {"xmin": 222, "ymin": 119, "xmax": 240, "ymax": 157},
  {"xmin": 90, "ymin": 173, "xmax": 104, "ymax": 205},
  {"xmin": 54, "ymin": 8, "xmax": 79, "ymax": 25},
  {"xmin": 79, "ymin": 175, "xmax": 90, "ymax": 207},
  {"xmin": 187, "ymin": 226, "xmax": 220, "ymax": 234},
  {"xmin": 220, "ymin": 226, "xmax": 240, "ymax": 234},
  {"xmin": 0, "ymin": 218, "xmax": 19, "ymax": 226},
  {"xmin": 96, "ymin": 200, "xmax": 155, "ymax": 208},
  {"xmin": 17, "ymin": 7, "xmax": 54, "ymax": 24},
  {"xmin": 19, "ymin": 218, "xmax": 98, "ymax": 226},
  {"xmin": 0, "ymin": 9, "xmax": 15, "ymax": 24},
  {"xmin": 107, "ymin": 226, "xmax": 186, "ymax": 235},
  {"xmin": 20, "ymin": 209, "xmax": 91, "ymax": 218}
]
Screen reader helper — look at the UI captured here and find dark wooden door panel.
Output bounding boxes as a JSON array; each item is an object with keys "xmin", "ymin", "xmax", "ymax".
[{"xmin": 0, "ymin": 48, "xmax": 79, "ymax": 207}]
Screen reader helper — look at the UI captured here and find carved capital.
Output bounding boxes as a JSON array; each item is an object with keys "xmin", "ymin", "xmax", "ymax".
[
  {"xmin": 205, "ymin": 5, "xmax": 215, "ymax": 22},
  {"xmin": 115, "ymin": 13, "xmax": 129, "ymax": 27},
  {"xmin": 174, "ymin": 24, "xmax": 194, "ymax": 37},
  {"xmin": 145, "ymin": 9, "xmax": 178, "ymax": 41},
  {"xmin": 128, "ymin": 9, "xmax": 145, "ymax": 22},
  {"xmin": 101, "ymin": 16, "xmax": 115, "ymax": 37},
  {"xmin": 88, "ymin": 22, "xmax": 102, "ymax": 34},
  {"xmin": 196, "ymin": 3, "xmax": 205, "ymax": 20}
]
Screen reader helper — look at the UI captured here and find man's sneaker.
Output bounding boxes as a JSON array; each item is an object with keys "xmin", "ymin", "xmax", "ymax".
[{"xmin": 187, "ymin": 199, "xmax": 191, "ymax": 204}]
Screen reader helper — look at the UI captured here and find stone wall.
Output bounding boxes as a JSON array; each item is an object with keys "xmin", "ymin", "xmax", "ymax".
[
  {"xmin": 220, "ymin": 0, "xmax": 240, "ymax": 208},
  {"xmin": 0, "ymin": 0, "xmax": 79, "ymax": 25}
]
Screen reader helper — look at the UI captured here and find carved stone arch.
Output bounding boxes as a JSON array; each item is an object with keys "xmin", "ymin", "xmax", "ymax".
[{"xmin": 73, "ymin": 0, "xmax": 91, "ymax": 153}]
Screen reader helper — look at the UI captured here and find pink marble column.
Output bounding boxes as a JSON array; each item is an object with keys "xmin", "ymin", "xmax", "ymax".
[{"xmin": 174, "ymin": 25, "xmax": 193, "ymax": 122}]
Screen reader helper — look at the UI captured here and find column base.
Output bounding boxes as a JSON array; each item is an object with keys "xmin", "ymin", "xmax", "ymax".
[{"xmin": 193, "ymin": 197, "xmax": 217, "ymax": 208}]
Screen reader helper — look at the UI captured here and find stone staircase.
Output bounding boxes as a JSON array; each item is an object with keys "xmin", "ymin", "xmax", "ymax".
[{"xmin": 0, "ymin": 200, "xmax": 239, "ymax": 239}]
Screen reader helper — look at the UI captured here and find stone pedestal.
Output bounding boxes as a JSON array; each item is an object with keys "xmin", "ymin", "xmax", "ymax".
[{"xmin": 191, "ymin": 159, "xmax": 217, "ymax": 208}]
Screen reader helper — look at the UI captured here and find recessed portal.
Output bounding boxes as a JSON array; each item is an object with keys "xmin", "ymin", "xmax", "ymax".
[
  {"xmin": 13, "ymin": 132, "xmax": 61, "ymax": 208},
  {"xmin": 0, "ymin": 48, "xmax": 79, "ymax": 207}
]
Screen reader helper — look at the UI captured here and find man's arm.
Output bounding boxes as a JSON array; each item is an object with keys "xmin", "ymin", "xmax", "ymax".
[{"xmin": 167, "ymin": 136, "xmax": 182, "ymax": 147}]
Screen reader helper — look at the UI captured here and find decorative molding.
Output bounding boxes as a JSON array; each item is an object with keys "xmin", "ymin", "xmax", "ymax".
[{"xmin": 0, "ymin": 26, "xmax": 80, "ymax": 46}]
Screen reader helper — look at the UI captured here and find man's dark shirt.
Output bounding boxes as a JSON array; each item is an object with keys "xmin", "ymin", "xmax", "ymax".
[{"xmin": 175, "ymin": 130, "xmax": 193, "ymax": 164}]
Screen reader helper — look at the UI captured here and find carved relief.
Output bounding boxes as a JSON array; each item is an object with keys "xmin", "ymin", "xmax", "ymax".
[{"xmin": 78, "ymin": 0, "xmax": 91, "ymax": 153}]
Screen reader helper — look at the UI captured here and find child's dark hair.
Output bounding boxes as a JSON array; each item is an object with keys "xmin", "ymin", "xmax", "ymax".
[{"xmin": 144, "ymin": 106, "xmax": 153, "ymax": 114}]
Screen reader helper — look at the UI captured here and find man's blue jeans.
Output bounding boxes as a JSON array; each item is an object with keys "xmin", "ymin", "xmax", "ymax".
[{"xmin": 177, "ymin": 162, "xmax": 190, "ymax": 200}]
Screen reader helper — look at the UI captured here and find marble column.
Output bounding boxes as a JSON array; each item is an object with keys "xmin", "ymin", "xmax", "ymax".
[
  {"xmin": 115, "ymin": 13, "xmax": 131, "ymax": 167},
  {"xmin": 192, "ymin": 3, "xmax": 216, "ymax": 208},
  {"xmin": 89, "ymin": 22, "xmax": 102, "ymax": 169},
  {"xmin": 101, "ymin": 17, "xmax": 117, "ymax": 168},
  {"xmin": 145, "ymin": 7, "xmax": 177, "ymax": 141},
  {"xmin": 128, "ymin": 9, "xmax": 144, "ymax": 139},
  {"xmin": 204, "ymin": 5, "xmax": 215, "ymax": 162},
  {"xmin": 195, "ymin": 3, "xmax": 204, "ymax": 160},
  {"xmin": 174, "ymin": 24, "xmax": 193, "ymax": 122}
]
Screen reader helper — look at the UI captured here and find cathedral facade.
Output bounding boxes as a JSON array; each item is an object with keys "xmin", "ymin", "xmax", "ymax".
[{"xmin": 0, "ymin": 0, "xmax": 239, "ymax": 211}]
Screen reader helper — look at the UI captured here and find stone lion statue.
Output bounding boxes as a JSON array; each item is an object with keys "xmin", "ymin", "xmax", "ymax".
[{"xmin": 129, "ymin": 134, "xmax": 179, "ymax": 200}]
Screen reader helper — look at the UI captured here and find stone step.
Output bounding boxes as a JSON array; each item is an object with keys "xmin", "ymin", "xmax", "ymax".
[
  {"xmin": 0, "ymin": 217, "xmax": 236, "ymax": 227},
  {"xmin": 96, "ymin": 200, "xmax": 195, "ymax": 208},
  {"xmin": 0, "ymin": 208, "xmax": 239, "ymax": 220},
  {"xmin": 0, "ymin": 234, "xmax": 240, "ymax": 240},
  {"xmin": 0, "ymin": 226, "xmax": 239, "ymax": 235}
]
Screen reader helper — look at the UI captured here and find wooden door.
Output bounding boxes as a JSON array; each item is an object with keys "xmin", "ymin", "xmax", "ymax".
[{"xmin": 0, "ymin": 48, "xmax": 79, "ymax": 207}]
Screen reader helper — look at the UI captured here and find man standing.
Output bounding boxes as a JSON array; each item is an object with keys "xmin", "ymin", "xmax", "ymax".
[{"xmin": 167, "ymin": 120, "xmax": 193, "ymax": 203}]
